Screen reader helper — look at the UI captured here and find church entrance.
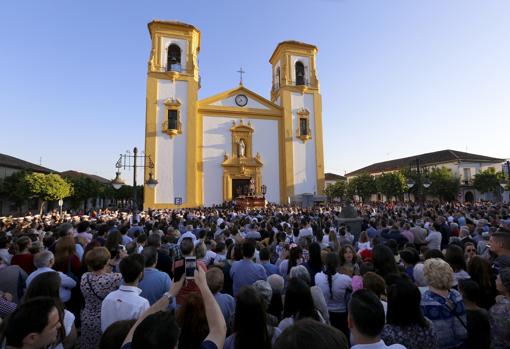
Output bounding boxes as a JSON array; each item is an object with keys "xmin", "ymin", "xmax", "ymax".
[
  {"xmin": 464, "ymin": 191, "xmax": 474, "ymax": 202},
  {"xmin": 232, "ymin": 179, "xmax": 250, "ymax": 198}
]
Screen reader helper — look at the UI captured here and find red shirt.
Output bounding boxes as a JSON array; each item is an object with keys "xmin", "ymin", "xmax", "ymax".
[{"xmin": 11, "ymin": 253, "xmax": 35, "ymax": 274}]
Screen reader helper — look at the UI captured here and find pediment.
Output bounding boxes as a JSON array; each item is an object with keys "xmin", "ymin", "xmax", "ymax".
[{"xmin": 198, "ymin": 85, "xmax": 282, "ymax": 117}]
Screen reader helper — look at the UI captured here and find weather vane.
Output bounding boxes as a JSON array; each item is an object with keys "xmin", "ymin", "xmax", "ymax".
[{"xmin": 237, "ymin": 66, "xmax": 245, "ymax": 85}]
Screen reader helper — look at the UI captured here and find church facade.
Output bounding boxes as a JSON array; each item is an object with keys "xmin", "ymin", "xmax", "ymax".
[{"xmin": 143, "ymin": 20, "xmax": 325, "ymax": 208}]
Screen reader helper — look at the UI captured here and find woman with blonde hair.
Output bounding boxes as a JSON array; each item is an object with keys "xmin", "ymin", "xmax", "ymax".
[{"xmin": 421, "ymin": 258, "xmax": 467, "ymax": 349}]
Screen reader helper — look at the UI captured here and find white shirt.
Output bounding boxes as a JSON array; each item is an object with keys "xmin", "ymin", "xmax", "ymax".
[
  {"xmin": 177, "ymin": 231, "xmax": 197, "ymax": 246},
  {"xmin": 26, "ymin": 267, "xmax": 77, "ymax": 303},
  {"xmin": 54, "ymin": 310, "xmax": 75, "ymax": 349},
  {"xmin": 351, "ymin": 340, "xmax": 406, "ymax": 349},
  {"xmin": 425, "ymin": 231, "xmax": 442, "ymax": 250},
  {"xmin": 0, "ymin": 248, "xmax": 12, "ymax": 265},
  {"xmin": 315, "ymin": 272, "xmax": 352, "ymax": 313},
  {"xmin": 100, "ymin": 285, "xmax": 149, "ymax": 332},
  {"xmin": 298, "ymin": 227, "xmax": 313, "ymax": 240}
]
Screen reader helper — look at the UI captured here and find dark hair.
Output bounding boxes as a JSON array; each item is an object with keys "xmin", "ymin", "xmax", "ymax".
[
  {"xmin": 424, "ymin": 249, "xmax": 444, "ymax": 260},
  {"xmin": 274, "ymin": 318, "xmax": 348, "ymax": 349},
  {"xmin": 176, "ymin": 293, "xmax": 209, "ymax": 349},
  {"xmin": 147, "ymin": 234, "xmax": 161, "ymax": 248},
  {"xmin": 77, "ymin": 221, "xmax": 90, "ymax": 233},
  {"xmin": 132, "ymin": 312, "xmax": 180, "ymax": 349},
  {"xmin": 100, "ymin": 319, "xmax": 137, "ymax": 349},
  {"xmin": 242, "ymin": 240, "xmax": 256, "ymax": 258},
  {"xmin": 142, "ymin": 246, "xmax": 158, "ymax": 267},
  {"xmin": 491, "ymin": 232, "xmax": 510, "ymax": 249},
  {"xmin": 259, "ymin": 247, "xmax": 270, "ymax": 261},
  {"xmin": 399, "ymin": 248, "xmax": 420, "ymax": 266},
  {"xmin": 446, "ymin": 244, "xmax": 467, "ymax": 273},
  {"xmin": 348, "ymin": 289, "xmax": 385, "ymax": 338},
  {"xmin": 105, "ymin": 230, "xmax": 123, "ymax": 258},
  {"xmin": 119, "ymin": 254, "xmax": 144, "ymax": 283},
  {"xmin": 386, "ymin": 279, "xmax": 428, "ymax": 327},
  {"xmin": 308, "ymin": 242, "xmax": 323, "ymax": 270},
  {"xmin": 459, "ymin": 279, "xmax": 482, "ymax": 306},
  {"xmin": 283, "ymin": 278, "xmax": 319, "ymax": 321},
  {"xmin": 362, "ymin": 272, "xmax": 386, "ymax": 298},
  {"xmin": 22, "ymin": 273, "xmax": 66, "ymax": 343},
  {"xmin": 3, "ymin": 297, "xmax": 59, "ymax": 347},
  {"xmin": 339, "ymin": 244, "xmax": 357, "ymax": 266},
  {"xmin": 180, "ymin": 238, "xmax": 194, "ymax": 255},
  {"xmin": 325, "ymin": 253, "xmax": 338, "ymax": 299},
  {"xmin": 467, "ymin": 256, "xmax": 493, "ymax": 290},
  {"xmin": 234, "ymin": 286, "xmax": 271, "ymax": 349},
  {"xmin": 372, "ymin": 245, "xmax": 397, "ymax": 278},
  {"xmin": 287, "ymin": 246, "xmax": 302, "ymax": 275}
]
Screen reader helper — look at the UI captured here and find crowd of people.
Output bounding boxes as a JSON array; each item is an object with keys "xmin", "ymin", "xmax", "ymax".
[{"xmin": 0, "ymin": 200, "xmax": 509, "ymax": 349}]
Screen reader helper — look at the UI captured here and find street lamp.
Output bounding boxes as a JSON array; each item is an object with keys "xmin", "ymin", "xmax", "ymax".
[
  {"xmin": 261, "ymin": 184, "xmax": 267, "ymax": 198},
  {"xmin": 111, "ymin": 147, "xmax": 158, "ymax": 210},
  {"xmin": 408, "ymin": 158, "xmax": 431, "ymax": 212}
]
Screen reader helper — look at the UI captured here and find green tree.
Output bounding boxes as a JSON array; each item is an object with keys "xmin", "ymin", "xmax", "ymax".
[
  {"xmin": 428, "ymin": 167, "xmax": 460, "ymax": 202},
  {"xmin": 375, "ymin": 172, "xmax": 407, "ymax": 200},
  {"xmin": 347, "ymin": 173, "xmax": 377, "ymax": 202},
  {"xmin": 324, "ymin": 181, "xmax": 347, "ymax": 201},
  {"xmin": 0, "ymin": 171, "xmax": 31, "ymax": 215},
  {"xmin": 25, "ymin": 173, "xmax": 73, "ymax": 214},
  {"xmin": 473, "ymin": 168, "xmax": 504, "ymax": 195},
  {"xmin": 65, "ymin": 175, "xmax": 102, "ymax": 210}
]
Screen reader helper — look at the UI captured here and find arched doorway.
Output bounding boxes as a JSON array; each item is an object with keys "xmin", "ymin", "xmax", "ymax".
[{"xmin": 464, "ymin": 191, "xmax": 474, "ymax": 202}]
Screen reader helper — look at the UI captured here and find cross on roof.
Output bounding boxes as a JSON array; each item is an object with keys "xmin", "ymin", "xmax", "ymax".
[{"xmin": 237, "ymin": 66, "xmax": 245, "ymax": 85}]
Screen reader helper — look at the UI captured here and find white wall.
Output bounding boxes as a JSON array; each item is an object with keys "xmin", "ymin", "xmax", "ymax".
[
  {"xmin": 202, "ymin": 116, "xmax": 280, "ymax": 205},
  {"xmin": 154, "ymin": 80, "xmax": 188, "ymax": 204},
  {"xmin": 211, "ymin": 95, "xmax": 269, "ymax": 109},
  {"xmin": 290, "ymin": 55, "xmax": 310, "ymax": 84},
  {"xmin": 160, "ymin": 37, "xmax": 188, "ymax": 72},
  {"xmin": 291, "ymin": 92, "xmax": 317, "ymax": 194}
]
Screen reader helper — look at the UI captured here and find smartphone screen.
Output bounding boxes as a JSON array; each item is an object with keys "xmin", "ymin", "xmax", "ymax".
[
  {"xmin": 173, "ymin": 258, "xmax": 185, "ymax": 280},
  {"xmin": 185, "ymin": 256, "xmax": 196, "ymax": 279}
]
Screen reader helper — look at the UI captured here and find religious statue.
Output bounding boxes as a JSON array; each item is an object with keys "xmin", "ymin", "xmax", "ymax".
[{"xmin": 238, "ymin": 139, "xmax": 246, "ymax": 158}]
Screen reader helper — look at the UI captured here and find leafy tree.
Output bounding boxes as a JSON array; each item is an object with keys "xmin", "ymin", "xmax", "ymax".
[
  {"xmin": 473, "ymin": 168, "xmax": 504, "ymax": 195},
  {"xmin": 428, "ymin": 167, "xmax": 460, "ymax": 202},
  {"xmin": 375, "ymin": 172, "xmax": 407, "ymax": 200},
  {"xmin": 0, "ymin": 171, "xmax": 31, "ymax": 215},
  {"xmin": 347, "ymin": 173, "xmax": 377, "ymax": 202},
  {"xmin": 65, "ymin": 175, "xmax": 102, "ymax": 210},
  {"xmin": 325, "ymin": 181, "xmax": 347, "ymax": 201},
  {"xmin": 25, "ymin": 173, "xmax": 73, "ymax": 214}
]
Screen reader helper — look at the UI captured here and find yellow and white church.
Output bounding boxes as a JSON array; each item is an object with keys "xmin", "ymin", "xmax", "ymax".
[{"xmin": 143, "ymin": 20, "xmax": 325, "ymax": 208}]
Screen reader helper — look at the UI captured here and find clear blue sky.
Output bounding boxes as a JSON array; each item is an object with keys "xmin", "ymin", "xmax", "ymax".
[{"xmin": 1, "ymin": 0, "xmax": 509, "ymax": 183}]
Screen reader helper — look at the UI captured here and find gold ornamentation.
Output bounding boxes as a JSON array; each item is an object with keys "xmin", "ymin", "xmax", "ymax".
[
  {"xmin": 162, "ymin": 98, "xmax": 182, "ymax": 138},
  {"xmin": 295, "ymin": 108, "xmax": 312, "ymax": 143}
]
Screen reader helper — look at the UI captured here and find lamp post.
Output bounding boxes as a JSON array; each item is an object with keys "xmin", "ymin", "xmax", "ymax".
[
  {"xmin": 500, "ymin": 160, "xmax": 510, "ymax": 202},
  {"xmin": 406, "ymin": 158, "xmax": 431, "ymax": 213},
  {"xmin": 261, "ymin": 184, "xmax": 267, "ymax": 199},
  {"xmin": 111, "ymin": 147, "xmax": 158, "ymax": 210}
]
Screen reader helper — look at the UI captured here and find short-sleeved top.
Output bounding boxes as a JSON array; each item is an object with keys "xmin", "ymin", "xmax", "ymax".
[
  {"xmin": 230, "ymin": 259, "xmax": 267, "ymax": 296},
  {"xmin": 315, "ymin": 271, "xmax": 352, "ymax": 313}
]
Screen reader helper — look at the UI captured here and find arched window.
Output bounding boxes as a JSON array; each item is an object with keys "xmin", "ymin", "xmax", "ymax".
[
  {"xmin": 295, "ymin": 61, "xmax": 305, "ymax": 85},
  {"xmin": 167, "ymin": 44, "xmax": 182, "ymax": 72}
]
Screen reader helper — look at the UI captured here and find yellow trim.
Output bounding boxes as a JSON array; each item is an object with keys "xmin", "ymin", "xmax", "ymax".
[
  {"xmin": 143, "ymin": 76, "xmax": 158, "ymax": 210},
  {"xmin": 295, "ymin": 108, "xmax": 312, "ymax": 143},
  {"xmin": 280, "ymin": 90, "xmax": 295, "ymax": 200},
  {"xmin": 313, "ymin": 92, "xmax": 325, "ymax": 195},
  {"xmin": 186, "ymin": 79, "xmax": 199, "ymax": 207},
  {"xmin": 199, "ymin": 106, "xmax": 281, "ymax": 118},
  {"xmin": 198, "ymin": 85, "xmax": 282, "ymax": 112},
  {"xmin": 161, "ymin": 98, "xmax": 182, "ymax": 138}
]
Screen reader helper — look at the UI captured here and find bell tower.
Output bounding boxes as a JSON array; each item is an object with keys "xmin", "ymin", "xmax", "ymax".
[
  {"xmin": 269, "ymin": 41, "xmax": 325, "ymax": 199},
  {"xmin": 144, "ymin": 21, "xmax": 201, "ymax": 208}
]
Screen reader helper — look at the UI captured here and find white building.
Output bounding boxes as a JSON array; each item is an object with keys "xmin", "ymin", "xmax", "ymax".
[
  {"xmin": 345, "ymin": 149, "xmax": 507, "ymax": 202},
  {"xmin": 143, "ymin": 21, "xmax": 325, "ymax": 208}
]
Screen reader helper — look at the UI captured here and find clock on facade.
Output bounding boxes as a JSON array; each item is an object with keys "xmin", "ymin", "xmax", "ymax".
[{"xmin": 235, "ymin": 94, "xmax": 248, "ymax": 107}]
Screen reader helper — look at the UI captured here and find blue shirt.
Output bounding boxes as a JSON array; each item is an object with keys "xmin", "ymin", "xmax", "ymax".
[
  {"xmin": 261, "ymin": 261, "xmax": 279, "ymax": 276},
  {"xmin": 367, "ymin": 226, "xmax": 380, "ymax": 239},
  {"xmin": 214, "ymin": 292, "xmax": 236, "ymax": 323},
  {"xmin": 139, "ymin": 268, "xmax": 172, "ymax": 305},
  {"xmin": 230, "ymin": 259, "xmax": 267, "ymax": 296}
]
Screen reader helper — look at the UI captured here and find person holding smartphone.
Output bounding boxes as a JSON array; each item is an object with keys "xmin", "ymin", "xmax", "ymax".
[{"xmin": 175, "ymin": 238, "xmax": 207, "ymax": 305}]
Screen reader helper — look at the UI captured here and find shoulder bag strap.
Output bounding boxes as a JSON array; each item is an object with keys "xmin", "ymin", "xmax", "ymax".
[
  {"xmin": 442, "ymin": 299, "xmax": 468, "ymax": 330},
  {"xmin": 86, "ymin": 274, "xmax": 105, "ymax": 301}
]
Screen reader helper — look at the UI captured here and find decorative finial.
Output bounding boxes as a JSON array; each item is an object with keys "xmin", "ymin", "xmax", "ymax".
[{"xmin": 237, "ymin": 66, "xmax": 245, "ymax": 86}]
